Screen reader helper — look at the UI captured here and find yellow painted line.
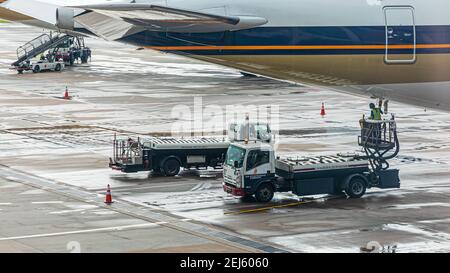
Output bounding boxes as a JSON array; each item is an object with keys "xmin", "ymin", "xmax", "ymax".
[
  {"xmin": 147, "ymin": 44, "xmax": 450, "ymax": 51},
  {"xmin": 224, "ymin": 196, "xmax": 343, "ymax": 215}
]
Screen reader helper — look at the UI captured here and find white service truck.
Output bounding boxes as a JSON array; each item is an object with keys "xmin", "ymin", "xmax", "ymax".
[
  {"xmin": 16, "ymin": 59, "xmax": 65, "ymax": 74},
  {"xmin": 30, "ymin": 59, "xmax": 65, "ymax": 73},
  {"xmin": 223, "ymin": 118, "xmax": 401, "ymax": 202}
]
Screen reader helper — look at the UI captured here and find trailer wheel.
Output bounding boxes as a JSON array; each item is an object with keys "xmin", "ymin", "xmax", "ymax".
[
  {"xmin": 33, "ymin": 66, "xmax": 40, "ymax": 73},
  {"xmin": 345, "ymin": 177, "xmax": 367, "ymax": 198},
  {"xmin": 162, "ymin": 158, "xmax": 181, "ymax": 177},
  {"xmin": 255, "ymin": 183, "xmax": 274, "ymax": 203}
]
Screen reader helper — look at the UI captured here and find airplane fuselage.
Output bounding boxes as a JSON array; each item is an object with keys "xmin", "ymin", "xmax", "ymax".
[{"xmin": 2, "ymin": 0, "xmax": 450, "ymax": 110}]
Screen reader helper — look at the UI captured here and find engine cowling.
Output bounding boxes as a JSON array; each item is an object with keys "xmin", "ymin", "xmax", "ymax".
[{"xmin": 56, "ymin": 7, "xmax": 75, "ymax": 30}]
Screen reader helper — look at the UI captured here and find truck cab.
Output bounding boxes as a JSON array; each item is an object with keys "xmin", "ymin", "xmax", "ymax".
[{"xmin": 223, "ymin": 142, "xmax": 279, "ymax": 200}]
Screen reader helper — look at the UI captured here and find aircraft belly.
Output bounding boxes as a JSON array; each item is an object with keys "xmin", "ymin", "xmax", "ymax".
[
  {"xmin": 187, "ymin": 54, "xmax": 450, "ymax": 84},
  {"xmin": 184, "ymin": 53, "xmax": 450, "ymax": 111},
  {"xmin": 337, "ymin": 82, "xmax": 450, "ymax": 111}
]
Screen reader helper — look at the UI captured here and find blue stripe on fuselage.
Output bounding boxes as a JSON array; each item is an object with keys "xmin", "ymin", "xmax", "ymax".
[{"xmin": 119, "ymin": 25, "xmax": 450, "ymax": 55}]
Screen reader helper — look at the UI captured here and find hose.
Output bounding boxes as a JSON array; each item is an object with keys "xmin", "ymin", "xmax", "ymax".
[{"xmin": 360, "ymin": 122, "xmax": 400, "ymax": 172}]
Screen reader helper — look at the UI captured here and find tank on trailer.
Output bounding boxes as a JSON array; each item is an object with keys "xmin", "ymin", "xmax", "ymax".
[
  {"xmin": 109, "ymin": 120, "xmax": 274, "ymax": 176},
  {"xmin": 110, "ymin": 136, "xmax": 229, "ymax": 176},
  {"xmin": 275, "ymin": 154, "xmax": 369, "ymax": 180}
]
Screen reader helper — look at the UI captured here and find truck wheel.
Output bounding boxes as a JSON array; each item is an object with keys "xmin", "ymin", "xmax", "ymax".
[
  {"xmin": 81, "ymin": 55, "xmax": 88, "ymax": 64},
  {"xmin": 33, "ymin": 66, "xmax": 40, "ymax": 73},
  {"xmin": 255, "ymin": 183, "xmax": 274, "ymax": 203},
  {"xmin": 69, "ymin": 54, "xmax": 75, "ymax": 66},
  {"xmin": 345, "ymin": 177, "xmax": 367, "ymax": 198},
  {"xmin": 55, "ymin": 64, "xmax": 62, "ymax": 72},
  {"xmin": 163, "ymin": 158, "xmax": 181, "ymax": 177}
]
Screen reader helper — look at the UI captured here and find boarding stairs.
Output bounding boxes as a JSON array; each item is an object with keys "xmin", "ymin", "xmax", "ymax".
[{"xmin": 11, "ymin": 33, "xmax": 71, "ymax": 67}]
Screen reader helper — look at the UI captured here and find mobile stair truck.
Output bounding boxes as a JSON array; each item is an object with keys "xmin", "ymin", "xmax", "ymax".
[
  {"xmin": 223, "ymin": 115, "xmax": 401, "ymax": 202},
  {"xmin": 11, "ymin": 33, "xmax": 91, "ymax": 74},
  {"xmin": 109, "ymin": 122, "xmax": 272, "ymax": 176}
]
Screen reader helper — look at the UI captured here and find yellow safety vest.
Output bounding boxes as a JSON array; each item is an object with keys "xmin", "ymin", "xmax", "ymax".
[{"xmin": 371, "ymin": 108, "xmax": 382, "ymax": 120}]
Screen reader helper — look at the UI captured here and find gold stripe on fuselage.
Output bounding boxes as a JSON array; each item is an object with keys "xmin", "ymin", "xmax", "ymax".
[{"xmin": 147, "ymin": 44, "xmax": 450, "ymax": 51}]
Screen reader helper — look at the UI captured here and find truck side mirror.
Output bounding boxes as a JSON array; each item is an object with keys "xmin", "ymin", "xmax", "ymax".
[{"xmin": 234, "ymin": 161, "xmax": 239, "ymax": 168}]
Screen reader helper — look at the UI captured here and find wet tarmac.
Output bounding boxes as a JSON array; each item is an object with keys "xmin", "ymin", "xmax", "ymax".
[{"xmin": 1, "ymin": 23, "xmax": 450, "ymax": 253}]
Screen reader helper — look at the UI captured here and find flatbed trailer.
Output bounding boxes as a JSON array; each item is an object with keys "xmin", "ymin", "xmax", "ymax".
[
  {"xmin": 109, "ymin": 121, "xmax": 273, "ymax": 176},
  {"xmin": 110, "ymin": 136, "xmax": 229, "ymax": 176},
  {"xmin": 276, "ymin": 155, "xmax": 399, "ymax": 196}
]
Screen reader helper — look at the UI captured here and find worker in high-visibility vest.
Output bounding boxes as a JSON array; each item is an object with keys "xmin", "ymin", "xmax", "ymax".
[
  {"xmin": 369, "ymin": 103, "xmax": 383, "ymax": 120},
  {"xmin": 369, "ymin": 103, "xmax": 383, "ymax": 144}
]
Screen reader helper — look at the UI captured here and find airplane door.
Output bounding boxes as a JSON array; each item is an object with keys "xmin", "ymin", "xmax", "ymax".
[{"xmin": 384, "ymin": 6, "xmax": 416, "ymax": 64}]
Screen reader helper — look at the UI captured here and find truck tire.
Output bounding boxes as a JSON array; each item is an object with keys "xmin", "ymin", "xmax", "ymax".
[
  {"xmin": 255, "ymin": 183, "xmax": 274, "ymax": 203},
  {"xmin": 81, "ymin": 54, "xmax": 88, "ymax": 64},
  {"xmin": 162, "ymin": 158, "xmax": 181, "ymax": 177},
  {"xmin": 69, "ymin": 53, "xmax": 75, "ymax": 66},
  {"xmin": 55, "ymin": 64, "xmax": 62, "ymax": 72},
  {"xmin": 345, "ymin": 177, "xmax": 367, "ymax": 198},
  {"xmin": 33, "ymin": 65, "xmax": 40, "ymax": 73}
]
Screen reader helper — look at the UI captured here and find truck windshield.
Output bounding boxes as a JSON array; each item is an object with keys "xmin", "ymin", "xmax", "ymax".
[{"xmin": 225, "ymin": 145, "xmax": 246, "ymax": 168}]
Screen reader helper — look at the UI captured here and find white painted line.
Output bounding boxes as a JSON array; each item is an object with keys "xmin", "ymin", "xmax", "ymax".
[
  {"xmin": 155, "ymin": 221, "xmax": 168, "ymax": 225},
  {"xmin": 94, "ymin": 182, "xmax": 200, "ymax": 192},
  {"xmin": 0, "ymin": 203, "xmax": 13, "ymax": 206},
  {"xmin": 0, "ymin": 223, "xmax": 159, "ymax": 241},
  {"xmin": 5, "ymin": 176, "xmax": 19, "ymax": 181},
  {"xmin": 32, "ymin": 201, "xmax": 64, "ymax": 205},
  {"xmin": 49, "ymin": 209, "xmax": 88, "ymax": 215},
  {"xmin": 181, "ymin": 219, "xmax": 192, "ymax": 222}
]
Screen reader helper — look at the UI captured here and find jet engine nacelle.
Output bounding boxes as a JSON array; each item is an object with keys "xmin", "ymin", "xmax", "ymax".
[{"xmin": 56, "ymin": 7, "xmax": 75, "ymax": 30}]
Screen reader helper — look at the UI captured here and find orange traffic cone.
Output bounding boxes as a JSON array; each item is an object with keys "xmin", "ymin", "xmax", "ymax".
[
  {"xmin": 64, "ymin": 86, "xmax": 70, "ymax": 100},
  {"xmin": 320, "ymin": 103, "xmax": 326, "ymax": 117},
  {"xmin": 105, "ymin": 184, "xmax": 113, "ymax": 205}
]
